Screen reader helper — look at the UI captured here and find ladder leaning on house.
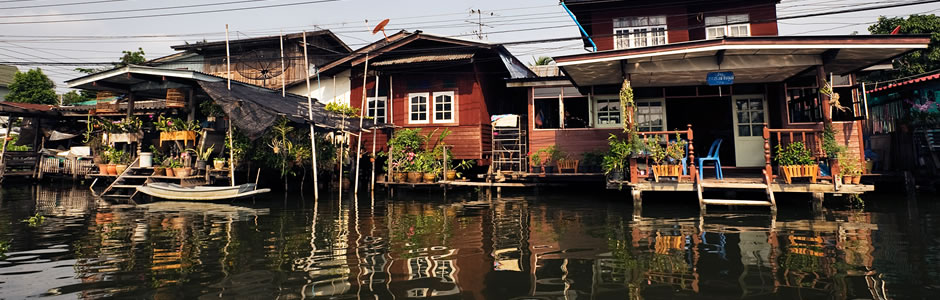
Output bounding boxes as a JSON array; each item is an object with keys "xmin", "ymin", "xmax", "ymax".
[{"xmin": 696, "ymin": 170, "xmax": 777, "ymax": 212}]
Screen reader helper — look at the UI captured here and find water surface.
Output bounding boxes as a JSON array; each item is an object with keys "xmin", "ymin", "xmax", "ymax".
[{"xmin": 0, "ymin": 185, "xmax": 938, "ymax": 299}]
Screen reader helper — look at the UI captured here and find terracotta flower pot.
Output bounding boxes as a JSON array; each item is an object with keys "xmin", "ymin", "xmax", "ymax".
[
  {"xmin": 115, "ymin": 164, "xmax": 128, "ymax": 175},
  {"xmin": 98, "ymin": 164, "xmax": 109, "ymax": 175},
  {"xmin": 423, "ymin": 172, "xmax": 436, "ymax": 182},
  {"xmin": 153, "ymin": 167, "xmax": 165, "ymax": 176},
  {"xmin": 174, "ymin": 167, "xmax": 188, "ymax": 177},
  {"xmin": 184, "ymin": 167, "xmax": 193, "ymax": 176},
  {"xmin": 852, "ymin": 175, "xmax": 861, "ymax": 185},
  {"xmin": 842, "ymin": 176, "xmax": 852, "ymax": 185},
  {"xmin": 106, "ymin": 164, "xmax": 117, "ymax": 175},
  {"xmin": 445, "ymin": 170, "xmax": 457, "ymax": 181},
  {"xmin": 165, "ymin": 168, "xmax": 175, "ymax": 177},
  {"xmin": 394, "ymin": 172, "xmax": 407, "ymax": 182},
  {"xmin": 407, "ymin": 172, "xmax": 422, "ymax": 183}
]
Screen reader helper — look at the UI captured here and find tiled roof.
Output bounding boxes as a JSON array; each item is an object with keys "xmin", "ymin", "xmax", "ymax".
[{"xmin": 867, "ymin": 73, "xmax": 940, "ymax": 93}]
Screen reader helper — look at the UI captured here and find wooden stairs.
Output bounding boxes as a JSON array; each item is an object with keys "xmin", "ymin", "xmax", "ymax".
[
  {"xmin": 696, "ymin": 170, "xmax": 777, "ymax": 212},
  {"xmin": 91, "ymin": 158, "xmax": 149, "ymax": 199}
]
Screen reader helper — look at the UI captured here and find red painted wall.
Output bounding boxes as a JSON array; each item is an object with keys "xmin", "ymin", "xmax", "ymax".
[
  {"xmin": 573, "ymin": 0, "xmax": 778, "ymax": 51},
  {"xmin": 348, "ymin": 64, "xmax": 492, "ymax": 160}
]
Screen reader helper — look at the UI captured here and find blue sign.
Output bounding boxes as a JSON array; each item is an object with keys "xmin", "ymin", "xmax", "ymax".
[{"xmin": 706, "ymin": 71, "xmax": 734, "ymax": 86}]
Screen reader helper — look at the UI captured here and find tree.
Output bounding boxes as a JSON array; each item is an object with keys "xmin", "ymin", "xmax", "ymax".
[
  {"xmin": 867, "ymin": 14, "xmax": 940, "ymax": 80},
  {"xmin": 530, "ymin": 56, "xmax": 554, "ymax": 66},
  {"xmin": 60, "ymin": 90, "xmax": 93, "ymax": 105},
  {"xmin": 5, "ymin": 68, "xmax": 56, "ymax": 105},
  {"xmin": 75, "ymin": 47, "xmax": 147, "ymax": 74},
  {"xmin": 118, "ymin": 47, "xmax": 146, "ymax": 66}
]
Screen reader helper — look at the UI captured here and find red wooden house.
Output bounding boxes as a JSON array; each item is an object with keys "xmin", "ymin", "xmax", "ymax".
[
  {"xmin": 505, "ymin": 0, "xmax": 928, "ymax": 197},
  {"xmin": 308, "ymin": 31, "xmax": 533, "ymax": 163}
]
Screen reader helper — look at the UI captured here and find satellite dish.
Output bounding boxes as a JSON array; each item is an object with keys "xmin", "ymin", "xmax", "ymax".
[
  {"xmin": 373, "ymin": 19, "xmax": 390, "ymax": 42},
  {"xmin": 235, "ymin": 49, "xmax": 289, "ymax": 88}
]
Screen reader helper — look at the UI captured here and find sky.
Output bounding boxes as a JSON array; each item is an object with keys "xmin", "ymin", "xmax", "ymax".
[{"xmin": 0, "ymin": 0, "xmax": 937, "ymax": 93}]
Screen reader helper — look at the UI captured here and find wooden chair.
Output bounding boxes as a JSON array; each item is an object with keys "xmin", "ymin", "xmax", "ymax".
[{"xmin": 557, "ymin": 159, "xmax": 579, "ymax": 173}]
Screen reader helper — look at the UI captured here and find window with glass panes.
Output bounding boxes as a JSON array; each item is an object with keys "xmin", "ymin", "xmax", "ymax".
[
  {"xmin": 735, "ymin": 98, "xmax": 765, "ymax": 137},
  {"xmin": 613, "ymin": 16, "xmax": 667, "ymax": 49},
  {"xmin": 408, "ymin": 93, "xmax": 429, "ymax": 124},
  {"xmin": 432, "ymin": 91, "xmax": 454, "ymax": 123},
  {"xmin": 595, "ymin": 98, "xmax": 621, "ymax": 128},
  {"xmin": 636, "ymin": 99, "xmax": 664, "ymax": 131},
  {"xmin": 367, "ymin": 97, "xmax": 386, "ymax": 124},
  {"xmin": 705, "ymin": 14, "xmax": 749, "ymax": 39}
]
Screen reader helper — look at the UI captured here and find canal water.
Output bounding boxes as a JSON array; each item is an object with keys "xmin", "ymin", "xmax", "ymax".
[{"xmin": 0, "ymin": 185, "xmax": 937, "ymax": 299}]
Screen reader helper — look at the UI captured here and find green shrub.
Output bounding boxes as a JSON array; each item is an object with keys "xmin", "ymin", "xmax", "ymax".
[{"xmin": 774, "ymin": 142, "xmax": 815, "ymax": 166}]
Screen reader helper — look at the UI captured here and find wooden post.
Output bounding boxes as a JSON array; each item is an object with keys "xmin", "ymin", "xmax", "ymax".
[
  {"xmin": 353, "ymin": 54, "xmax": 369, "ymax": 195},
  {"xmin": 0, "ymin": 114, "xmax": 12, "ymax": 180},
  {"xmin": 687, "ymin": 124, "xmax": 696, "ymax": 182},
  {"xmin": 369, "ymin": 74, "xmax": 380, "ymax": 191},
  {"xmin": 280, "ymin": 30, "xmax": 286, "ymax": 97},
  {"xmin": 187, "ymin": 89, "xmax": 195, "ymax": 122},
  {"xmin": 629, "ymin": 157, "xmax": 639, "ymax": 184},
  {"xmin": 387, "ymin": 145, "xmax": 393, "ymax": 183},
  {"xmin": 763, "ymin": 123, "xmax": 772, "ymax": 180},
  {"xmin": 228, "ymin": 118, "xmax": 235, "ymax": 186},
  {"xmin": 225, "ymin": 24, "xmax": 231, "ymax": 90},
  {"xmin": 443, "ymin": 145, "xmax": 448, "ymax": 181},
  {"xmin": 126, "ymin": 92, "xmax": 135, "ymax": 120},
  {"xmin": 302, "ymin": 31, "xmax": 320, "ymax": 200}
]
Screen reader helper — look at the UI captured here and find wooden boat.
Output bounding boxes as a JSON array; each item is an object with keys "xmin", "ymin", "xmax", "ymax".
[{"xmin": 136, "ymin": 182, "xmax": 270, "ymax": 200}]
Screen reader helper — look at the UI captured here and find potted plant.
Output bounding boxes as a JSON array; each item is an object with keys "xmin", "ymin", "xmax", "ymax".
[
  {"xmin": 774, "ymin": 142, "xmax": 818, "ymax": 184},
  {"xmin": 156, "ymin": 116, "xmax": 198, "ymax": 146},
  {"xmin": 191, "ymin": 145, "xmax": 214, "ymax": 171},
  {"xmin": 417, "ymin": 152, "xmax": 438, "ymax": 183},
  {"xmin": 403, "ymin": 152, "xmax": 422, "ymax": 183},
  {"xmin": 95, "ymin": 144, "xmax": 110, "ymax": 175},
  {"xmin": 645, "ymin": 135, "xmax": 686, "ymax": 182},
  {"xmin": 213, "ymin": 157, "xmax": 226, "ymax": 170},
  {"xmin": 542, "ymin": 146, "xmax": 565, "ymax": 173},
  {"xmin": 839, "ymin": 158, "xmax": 863, "ymax": 185},
  {"xmin": 162, "ymin": 158, "xmax": 176, "ymax": 177},
  {"xmin": 112, "ymin": 150, "xmax": 130, "ymax": 175},
  {"xmin": 603, "ymin": 134, "xmax": 641, "ymax": 182},
  {"xmin": 529, "ymin": 150, "xmax": 544, "ymax": 173}
]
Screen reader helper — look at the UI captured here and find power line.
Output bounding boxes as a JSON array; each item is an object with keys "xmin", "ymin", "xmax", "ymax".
[
  {"xmin": 0, "ymin": 0, "xmax": 128, "ymax": 10},
  {"xmin": 0, "ymin": 0, "xmax": 344, "ymax": 25},
  {"xmin": 0, "ymin": 0, "xmax": 272, "ymax": 19}
]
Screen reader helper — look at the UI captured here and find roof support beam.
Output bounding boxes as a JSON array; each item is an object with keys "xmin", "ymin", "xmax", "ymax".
[
  {"xmin": 821, "ymin": 49, "xmax": 840, "ymax": 65},
  {"xmin": 624, "ymin": 54, "xmax": 822, "ymax": 73}
]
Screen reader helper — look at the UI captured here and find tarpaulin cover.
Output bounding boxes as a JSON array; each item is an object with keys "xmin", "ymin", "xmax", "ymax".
[{"xmin": 198, "ymin": 81, "xmax": 353, "ymax": 139}]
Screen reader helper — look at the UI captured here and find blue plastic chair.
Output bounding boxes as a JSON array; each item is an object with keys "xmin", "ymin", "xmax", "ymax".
[{"xmin": 697, "ymin": 139, "xmax": 723, "ymax": 181}]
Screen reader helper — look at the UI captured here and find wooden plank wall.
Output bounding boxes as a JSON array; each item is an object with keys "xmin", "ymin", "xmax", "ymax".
[{"xmin": 348, "ymin": 65, "xmax": 489, "ymax": 160}]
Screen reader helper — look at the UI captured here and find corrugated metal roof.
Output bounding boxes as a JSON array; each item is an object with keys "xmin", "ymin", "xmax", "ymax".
[
  {"xmin": 1, "ymin": 102, "xmax": 54, "ymax": 112},
  {"xmin": 370, "ymin": 53, "xmax": 475, "ymax": 67},
  {"xmin": 867, "ymin": 73, "xmax": 940, "ymax": 93},
  {"xmin": 0, "ymin": 64, "xmax": 18, "ymax": 87}
]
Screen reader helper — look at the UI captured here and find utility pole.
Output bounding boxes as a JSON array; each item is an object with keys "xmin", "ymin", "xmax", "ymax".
[{"xmin": 466, "ymin": 9, "xmax": 494, "ymax": 40}]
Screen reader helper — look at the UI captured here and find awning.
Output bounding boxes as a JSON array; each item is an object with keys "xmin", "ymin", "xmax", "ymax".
[
  {"xmin": 554, "ymin": 35, "xmax": 930, "ymax": 87},
  {"xmin": 198, "ymin": 81, "xmax": 354, "ymax": 139},
  {"xmin": 370, "ymin": 53, "xmax": 474, "ymax": 66}
]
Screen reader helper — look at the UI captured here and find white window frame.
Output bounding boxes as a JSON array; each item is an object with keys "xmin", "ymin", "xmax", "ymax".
[
  {"xmin": 705, "ymin": 14, "xmax": 750, "ymax": 39},
  {"xmin": 432, "ymin": 91, "xmax": 456, "ymax": 124},
  {"xmin": 636, "ymin": 98, "xmax": 666, "ymax": 132},
  {"xmin": 613, "ymin": 16, "xmax": 668, "ymax": 50},
  {"xmin": 367, "ymin": 96, "xmax": 387, "ymax": 124},
  {"xmin": 593, "ymin": 96, "xmax": 622, "ymax": 128},
  {"xmin": 408, "ymin": 92, "xmax": 429, "ymax": 124}
]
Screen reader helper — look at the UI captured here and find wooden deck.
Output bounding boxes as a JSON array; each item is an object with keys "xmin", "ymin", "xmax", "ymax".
[{"xmin": 609, "ymin": 176, "xmax": 874, "ymax": 194}]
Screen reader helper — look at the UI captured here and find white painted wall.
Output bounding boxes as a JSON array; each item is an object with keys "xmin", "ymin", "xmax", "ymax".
[{"xmin": 287, "ymin": 69, "xmax": 351, "ymax": 105}]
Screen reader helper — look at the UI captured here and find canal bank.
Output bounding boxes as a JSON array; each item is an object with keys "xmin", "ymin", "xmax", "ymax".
[{"xmin": 0, "ymin": 184, "xmax": 937, "ymax": 299}]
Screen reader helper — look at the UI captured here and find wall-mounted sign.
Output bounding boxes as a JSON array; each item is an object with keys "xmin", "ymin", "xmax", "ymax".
[{"xmin": 706, "ymin": 71, "xmax": 734, "ymax": 86}]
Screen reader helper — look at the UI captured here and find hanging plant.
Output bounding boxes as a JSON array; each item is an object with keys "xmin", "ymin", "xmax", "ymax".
[
  {"xmin": 819, "ymin": 79, "xmax": 849, "ymax": 112},
  {"xmin": 619, "ymin": 79, "xmax": 635, "ymax": 132}
]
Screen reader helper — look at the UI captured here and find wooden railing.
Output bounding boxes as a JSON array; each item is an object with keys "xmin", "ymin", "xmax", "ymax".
[
  {"xmin": 762, "ymin": 124, "xmax": 827, "ymax": 180},
  {"xmin": 630, "ymin": 124, "xmax": 698, "ymax": 184}
]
